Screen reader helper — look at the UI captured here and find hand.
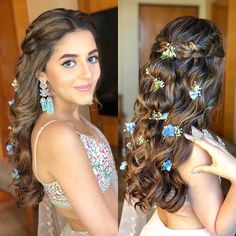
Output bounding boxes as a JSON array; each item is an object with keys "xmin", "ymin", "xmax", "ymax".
[{"xmin": 184, "ymin": 128, "xmax": 236, "ymax": 183}]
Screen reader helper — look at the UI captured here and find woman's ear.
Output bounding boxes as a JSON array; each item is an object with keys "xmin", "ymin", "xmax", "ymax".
[{"xmin": 37, "ymin": 71, "xmax": 47, "ymax": 83}]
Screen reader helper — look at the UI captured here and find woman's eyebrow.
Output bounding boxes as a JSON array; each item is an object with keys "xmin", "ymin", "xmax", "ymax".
[{"xmin": 59, "ymin": 49, "xmax": 98, "ymax": 60}]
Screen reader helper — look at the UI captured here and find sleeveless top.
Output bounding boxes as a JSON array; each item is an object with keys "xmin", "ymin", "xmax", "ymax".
[{"xmin": 33, "ymin": 117, "xmax": 116, "ymax": 209}]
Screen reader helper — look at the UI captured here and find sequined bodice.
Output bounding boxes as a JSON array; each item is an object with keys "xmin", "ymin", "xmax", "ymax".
[{"xmin": 33, "ymin": 118, "xmax": 115, "ymax": 209}]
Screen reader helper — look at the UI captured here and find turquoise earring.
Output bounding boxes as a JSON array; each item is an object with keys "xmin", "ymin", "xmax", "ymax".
[{"xmin": 39, "ymin": 80, "xmax": 54, "ymax": 114}]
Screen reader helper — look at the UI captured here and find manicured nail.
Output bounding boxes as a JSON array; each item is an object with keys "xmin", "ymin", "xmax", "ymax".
[
  {"xmin": 192, "ymin": 169, "xmax": 200, "ymax": 174},
  {"xmin": 184, "ymin": 133, "xmax": 194, "ymax": 141}
]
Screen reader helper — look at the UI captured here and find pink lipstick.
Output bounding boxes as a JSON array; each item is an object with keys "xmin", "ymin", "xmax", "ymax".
[{"xmin": 74, "ymin": 84, "xmax": 92, "ymax": 92}]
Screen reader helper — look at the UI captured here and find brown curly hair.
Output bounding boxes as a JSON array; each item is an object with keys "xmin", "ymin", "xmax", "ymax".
[
  {"xmin": 7, "ymin": 8, "xmax": 97, "ymax": 207},
  {"xmin": 124, "ymin": 16, "xmax": 224, "ymax": 213}
]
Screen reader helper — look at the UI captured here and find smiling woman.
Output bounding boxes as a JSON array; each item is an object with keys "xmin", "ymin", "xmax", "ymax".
[{"xmin": 7, "ymin": 8, "xmax": 118, "ymax": 236}]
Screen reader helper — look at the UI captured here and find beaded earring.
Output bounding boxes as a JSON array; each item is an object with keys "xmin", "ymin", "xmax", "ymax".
[{"xmin": 39, "ymin": 80, "xmax": 54, "ymax": 114}]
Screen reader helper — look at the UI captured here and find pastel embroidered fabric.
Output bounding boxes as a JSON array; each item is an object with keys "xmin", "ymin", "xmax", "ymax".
[{"xmin": 34, "ymin": 117, "xmax": 115, "ymax": 209}]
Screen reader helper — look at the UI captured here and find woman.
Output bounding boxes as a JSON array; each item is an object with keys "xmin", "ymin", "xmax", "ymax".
[
  {"xmin": 7, "ymin": 8, "xmax": 118, "ymax": 236},
  {"xmin": 121, "ymin": 16, "xmax": 235, "ymax": 235}
]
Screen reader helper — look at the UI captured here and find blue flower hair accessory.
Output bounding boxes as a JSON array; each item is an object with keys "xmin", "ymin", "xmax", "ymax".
[
  {"xmin": 162, "ymin": 124, "xmax": 182, "ymax": 138},
  {"xmin": 120, "ymin": 161, "xmax": 127, "ymax": 170},
  {"xmin": 160, "ymin": 43, "xmax": 176, "ymax": 60},
  {"xmin": 124, "ymin": 122, "xmax": 136, "ymax": 133},
  {"xmin": 149, "ymin": 111, "xmax": 169, "ymax": 121},
  {"xmin": 8, "ymin": 99, "xmax": 15, "ymax": 106},
  {"xmin": 12, "ymin": 168, "xmax": 20, "ymax": 179},
  {"xmin": 189, "ymin": 82, "xmax": 202, "ymax": 100},
  {"xmin": 6, "ymin": 144, "xmax": 14, "ymax": 154},
  {"xmin": 161, "ymin": 159, "xmax": 172, "ymax": 171},
  {"xmin": 136, "ymin": 135, "xmax": 149, "ymax": 147}
]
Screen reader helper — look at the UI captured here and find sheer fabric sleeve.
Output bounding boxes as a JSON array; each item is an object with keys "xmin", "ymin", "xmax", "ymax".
[
  {"xmin": 119, "ymin": 199, "xmax": 148, "ymax": 236},
  {"xmin": 38, "ymin": 196, "xmax": 66, "ymax": 236}
]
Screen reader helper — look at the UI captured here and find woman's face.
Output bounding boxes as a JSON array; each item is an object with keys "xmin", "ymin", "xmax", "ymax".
[{"xmin": 39, "ymin": 30, "xmax": 100, "ymax": 108}]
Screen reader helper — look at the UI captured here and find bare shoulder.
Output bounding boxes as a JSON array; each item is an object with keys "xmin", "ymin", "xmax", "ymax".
[{"xmin": 178, "ymin": 143, "xmax": 212, "ymax": 184}]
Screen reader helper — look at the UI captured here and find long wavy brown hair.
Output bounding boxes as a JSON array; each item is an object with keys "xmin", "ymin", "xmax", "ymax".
[
  {"xmin": 124, "ymin": 16, "xmax": 224, "ymax": 213},
  {"xmin": 7, "ymin": 8, "xmax": 97, "ymax": 207}
]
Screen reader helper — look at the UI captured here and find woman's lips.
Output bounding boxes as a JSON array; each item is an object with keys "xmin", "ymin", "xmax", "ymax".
[{"xmin": 74, "ymin": 84, "xmax": 92, "ymax": 92}]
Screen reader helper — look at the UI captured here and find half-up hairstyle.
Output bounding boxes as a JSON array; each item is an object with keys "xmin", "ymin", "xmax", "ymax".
[
  {"xmin": 7, "ymin": 8, "xmax": 97, "ymax": 207},
  {"xmin": 124, "ymin": 16, "xmax": 224, "ymax": 213}
]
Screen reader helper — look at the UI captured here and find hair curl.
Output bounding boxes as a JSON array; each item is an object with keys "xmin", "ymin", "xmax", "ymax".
[
  {"xmin": 7, "ymin": 8, "xmax": 97, "ymax": 207},
  {"xmin": 124, "ymin": 16, "xmax": 224, "ymax": 213}
]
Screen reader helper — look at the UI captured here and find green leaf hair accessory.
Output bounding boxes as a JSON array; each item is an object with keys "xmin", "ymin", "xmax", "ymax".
[
  {"xmin": 149, "ymin": 111, "xmax": 169, "ymax": 121},
  {"xmin": 153, "ymin": 78, "xmax": 165, "ymax": 90},
  {"xmin": 160, "ymin": 43, "xmax": 176, "ymax": 60},
  {"xmin": 136, "ymin": 135, "xmax": 149, "ymax": 147},
  {"xmin": 11, "ymin": 79, "xmax": 18, "ymax": 91}
]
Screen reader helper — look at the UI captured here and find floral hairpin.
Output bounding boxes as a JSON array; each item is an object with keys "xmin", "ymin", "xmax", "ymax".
[
  {"xmin": 126, "ymin": 142, "xmax": 133, "ymax": 150},
  {"xmin": 136, "ymin": 135, "xmax": 149, "ymax": 147},
  {"xmin": 120, "ymin": 161, "xmax": 127, "ymax": 170},
  {"xmin": 11, "ymin": 79, "xmax": 18, "ymax": 92},
  {"xmin": 11, "ymin": 168, "xmax": 20, "ymax": 179},
  {"xmin": 149, "ymin": 111, "xmax": 169, "ymax": 121},
  {"xmin": 6, "ymin": 144, "xmax": 14, "ymax": 154},
  {"xmin": 152, "ymin": 78, "xmax": 165, "ymax": 90},
  {"xmin": 124, "ymin": 122, "xmax": 136, "ymax": 133},
  {"xmin": 8, "ymin": 99, "xmax": 15, "ymax": 106},
  {"xmin": 189, "ymin": 82, "xmax": 202, "ymax": 100},
  {"xmin": 160, "ymin": 43, "xmax": 176, "ymax": 60},
  {"xmin": 162, "ymin": 124, "xmax": 182, "ymax": 138},
  {"xmin": 161, "ymin": 159, "xmax": 172, "ymax": 171}
]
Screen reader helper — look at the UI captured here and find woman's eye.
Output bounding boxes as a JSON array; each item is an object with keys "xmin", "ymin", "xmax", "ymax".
[
  {"xmin": 62, "ymin": 60, "xmax": 76, "ymax": 68},
  {"xmin": 88, "ymin": 56, "xmax": 98, "ymax": 64}
]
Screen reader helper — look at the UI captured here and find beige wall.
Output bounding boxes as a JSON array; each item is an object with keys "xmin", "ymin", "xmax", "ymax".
[{"xmin": 27, "ymin": 0, "xmax": 78, "ymax": 21}]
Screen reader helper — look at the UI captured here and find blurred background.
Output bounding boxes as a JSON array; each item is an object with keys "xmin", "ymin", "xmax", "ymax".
[
  {"xmin": 0, "ymin": 0, "xmax": 117, "ymax": 235},
  {"xmin": 118, "ymin": 0, "xmax": 236, "ymax": 223}
]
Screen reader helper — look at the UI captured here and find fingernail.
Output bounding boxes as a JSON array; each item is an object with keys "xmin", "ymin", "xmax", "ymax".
[
  {"xmin": 191, "ymin": 125, "xmax": 197, "ymax": 130},
  {"xmin": 184, "ymin": 133, "xmax": 194, "ymax": 141},
  {"xmin": 192, "ymin": 169, "xmax": 200, "ymax": 174}
]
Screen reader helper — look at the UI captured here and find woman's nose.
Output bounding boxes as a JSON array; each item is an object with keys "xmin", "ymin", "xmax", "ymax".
[{"xmin": 80, "ymin": 61, "xmax": 92, "ymax": 79}]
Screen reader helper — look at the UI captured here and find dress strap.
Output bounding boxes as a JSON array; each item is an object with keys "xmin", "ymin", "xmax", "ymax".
[{"xmin": 33, "ymin": 120, "xmax": 60, "ymax": 181}]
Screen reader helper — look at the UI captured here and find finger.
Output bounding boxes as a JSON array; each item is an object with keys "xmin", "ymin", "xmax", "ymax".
[
  {"xmin": 184, "ymin": 133, "xmax": 219, "ymax": 151},
  {"xmin": 192, "ymin": 165, "xmax": 213, "ymax": 174}
]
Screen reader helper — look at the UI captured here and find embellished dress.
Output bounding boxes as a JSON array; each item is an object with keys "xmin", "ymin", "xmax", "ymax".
[{"xmin": 33, "ymin": 117, "xmax": 118, "ymax": 236}]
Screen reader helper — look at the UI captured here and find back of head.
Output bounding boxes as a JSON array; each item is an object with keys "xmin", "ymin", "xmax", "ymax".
[
  {"xmin": 8, "ymin": 8, "xmax": 96, "ymax": 207},
  {"xmin": 124, "ymin": 16, "xmax": 224, "ymax": 212}
]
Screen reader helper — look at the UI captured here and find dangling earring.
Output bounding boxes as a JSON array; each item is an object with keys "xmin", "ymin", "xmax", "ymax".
[{"xmin": 39, "ymin": 80, "xmax": 54, "ymax": 114}]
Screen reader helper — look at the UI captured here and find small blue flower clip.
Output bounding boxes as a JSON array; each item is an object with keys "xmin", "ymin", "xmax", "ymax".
[
  {"xmin": 120, "ymin": 161, "xmax": 127, "ymax": 170},
  {"xmin": 161, "ymin": 159, "xmax": 172, "ymax": 171},
  {"xmin": 6, "ymin": 144, "xmax": 14, "ymax": 154},
  {"xmin": 124, "ymin": 122, "xmax": 136, "ymax": 133},
  {"xmin": 189, "ymin": 83, "xmax": 202, "ymax": 100},
  {"xmin": 153, "ymin": 78, "xmax": 165, "ymax": 90},
  {"xmin": 149, "ymin": 111, "xmax": 169, "ymax": 121},
  {"xmin": 136, "ymin": 135, "xmax": 149, "ymax": 146},
  {"xmin": 162, "ymin": 124, "xmax": 182, "ymax": 138},
  {"xmin": 12, "ymin": 168, "xmax": 20, "ymax": 179},
  {"xmin": 160, "ymin": 43, "xmax": 176, "ymax": 60},
  {"xmin": 8, "ymin": 99, "xmax": 15, "ymax": 106}
]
